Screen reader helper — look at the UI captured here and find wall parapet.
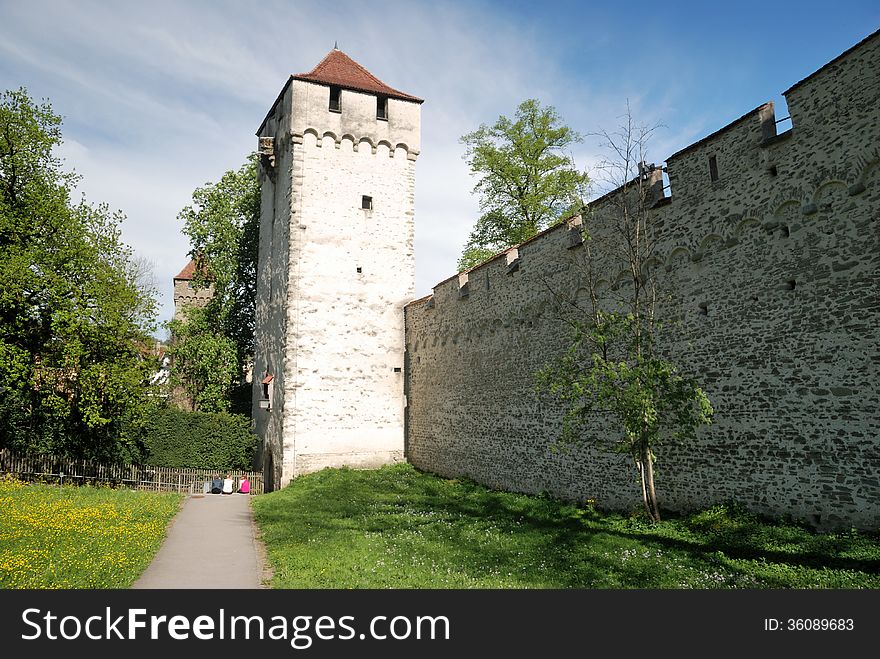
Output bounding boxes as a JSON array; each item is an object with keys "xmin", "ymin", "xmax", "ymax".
[{"xmin": 404, "ymin": 28, "xmax": 880, "ymax": 531}]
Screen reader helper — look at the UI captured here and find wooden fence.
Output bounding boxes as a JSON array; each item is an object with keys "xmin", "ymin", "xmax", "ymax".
[{"xmin": 0, "ymin": 448, "xmax": 263, "ymax": 495}]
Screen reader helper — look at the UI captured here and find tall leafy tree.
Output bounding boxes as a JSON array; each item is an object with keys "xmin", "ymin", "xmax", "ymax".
[
  {"xmin": 170, "ymin": 155, "xmax": 259, "ymax": 412},
  {"xmin": 536, "ymin": 109, "xmax": 713, "ymax": 522},
  {"xmin": 458, "ymin": 98, "xmax": 589, "ymax": 269},
  {"xmin": 166, "ymin": 306, "xmax": 238, "ymax": 413},
  {"xmin": 0, "ymin": 87, "xmax": 159, "ymax": 460}
]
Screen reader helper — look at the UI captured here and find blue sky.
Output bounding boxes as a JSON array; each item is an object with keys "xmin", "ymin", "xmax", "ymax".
[{"xmin": 1, "ymin": 0, "xmax": 877, "ymax": 328}]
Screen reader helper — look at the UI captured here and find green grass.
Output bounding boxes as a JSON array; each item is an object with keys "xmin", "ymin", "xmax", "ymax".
[
  {"xmin": 0, "ymin": 476, "xmax": 183, "ymax": 588},
  {"xmin": 251, "ymin": 463, "xmax": 880, "ymax": 589}
]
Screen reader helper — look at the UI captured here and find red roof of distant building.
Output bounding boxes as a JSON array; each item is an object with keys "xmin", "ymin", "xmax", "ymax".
[
  {"xmin": 293, "ymin": 48, "xmax": 423, "ymax": 103},
  {"xmin": 174, "ymin": 258, "xmax": 212, "ymax": 281}
]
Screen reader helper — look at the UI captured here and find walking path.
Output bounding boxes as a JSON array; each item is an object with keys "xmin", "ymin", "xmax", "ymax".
[{"xmin": 133, "ymin": 492, "xmax": 269, "ymax": 589}]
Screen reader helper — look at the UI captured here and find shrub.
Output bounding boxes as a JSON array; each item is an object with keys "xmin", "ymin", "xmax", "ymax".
[{"xmin": 140, "ymin": 407, "xmax": 257, "ymax": 470}]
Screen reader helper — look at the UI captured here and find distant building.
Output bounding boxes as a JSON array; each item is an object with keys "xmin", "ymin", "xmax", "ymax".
[
  {"xmin": 172, "ymin": 258, "xmax": 214, "ymax": 321},
  {"xmin": 148, "ymin": 341, "xmax": 171, "ymax": 388}
]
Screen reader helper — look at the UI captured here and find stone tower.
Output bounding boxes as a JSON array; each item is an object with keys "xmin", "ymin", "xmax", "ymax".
[
  {"xmin": 253, "ymin": 48, "xmax": 422, "ymax": 490},
  {"xmin": 172, "ymin": 259, "xmax": 214, "ymax": 321}
]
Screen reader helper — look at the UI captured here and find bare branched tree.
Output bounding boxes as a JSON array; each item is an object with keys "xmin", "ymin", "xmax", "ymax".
[{"xmin": 537, "ymin": 105, "xmax": 713, "ymax": 522}]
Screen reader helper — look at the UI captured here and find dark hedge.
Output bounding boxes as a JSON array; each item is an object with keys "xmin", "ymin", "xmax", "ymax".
[{"xmin": 140, "ymin": 407, "xmax": 258, "ymax": 470}]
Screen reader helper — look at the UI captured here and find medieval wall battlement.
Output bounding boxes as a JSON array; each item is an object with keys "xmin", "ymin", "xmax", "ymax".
[{"xmin": 404, "ymin": 29, "xmax": 879, "ymax": 529}]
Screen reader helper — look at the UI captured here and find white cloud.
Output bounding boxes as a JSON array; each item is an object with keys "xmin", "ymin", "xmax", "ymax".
[{"xmin": 2, "ymin": 0, "xmax": 875, "ymax": 324}]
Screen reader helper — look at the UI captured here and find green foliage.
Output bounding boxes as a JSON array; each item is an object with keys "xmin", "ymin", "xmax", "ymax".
[
  {"xmin": 252, "ymin": 464, "xmax": 880, "ymax": 589},
  {"xmin": 177, "ymin": 155, "xmax": 259, "ymax": 369},
  {"xmin": 458, "ymin": 99, "xmax": 588, "ymax": 269},
  {"xmin": 537, "ymin": 312, "xmax": 713, "ymax": 456},
  {"xmin": 140, "ymin": 407, "xmax": 258, "ymax": 470},
  {"xmin": 537, "ymin": 312, "xmax": 713, "ymax": 523},
  {"xmin": 166, "ymin": 155, "xmax": 259, "ymax": 414},
  {"xmin": 0, "ymin": 87, "xmax": 158, "ymax": 461},
  {"xmin": 457, "ymin": 243, "xmax": 499, "ymax": 272},
  {"xmin": 166, "ymin": 305, "xmax": 239, "ymax": 412}
]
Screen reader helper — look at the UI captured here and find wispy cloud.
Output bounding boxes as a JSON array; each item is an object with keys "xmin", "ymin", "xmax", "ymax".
[{"xmin": 1, "ymin": 0, "xmax": 875, "ymax": 324}]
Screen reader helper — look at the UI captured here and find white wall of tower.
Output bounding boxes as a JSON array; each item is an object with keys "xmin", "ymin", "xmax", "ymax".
[{"xmin": 254, "ymin": 78, "xmax": 419, "ymax": 489}]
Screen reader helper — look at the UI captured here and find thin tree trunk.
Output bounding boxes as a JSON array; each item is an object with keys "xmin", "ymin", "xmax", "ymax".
[
  {"xmin": 642, "ymin": 444, "xmax": 660, "ymax": 522},
  {"xmin": 636, "ymin": 454, "xmax": 650, "ymax": 519}
]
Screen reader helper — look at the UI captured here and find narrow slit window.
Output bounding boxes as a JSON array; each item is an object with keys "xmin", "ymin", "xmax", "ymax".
[
  {"xmin": 329, "ymin": 86, "xmax": 341, "ymax": 112},
  {"xmin": 708, "ymin": 155, "xmax": 719, "ymax": 182},
  {"xmin": 361, "ymin": 195, "xmax": 373, "ymax": 210},
  {"xmin": 377, "ymin": 95, "xmax": 388, "ymax": 120}
]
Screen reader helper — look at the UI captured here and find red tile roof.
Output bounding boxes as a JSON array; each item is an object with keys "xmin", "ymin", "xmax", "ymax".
[
  {"xmin": 174, "ymin": 258, "xmax": 212, "ymax": 281},
  {"xmin": 293, "ymin": 48, "xmax": 423, "ymax": 103}
]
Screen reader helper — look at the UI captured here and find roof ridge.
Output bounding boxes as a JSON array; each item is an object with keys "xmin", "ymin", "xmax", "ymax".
[
  {"xmin": 335, "ymin": 49, "xmax": 394, "ymax": 91},
  {"xmin": 298, "ymin": 48, "xmax": 337, "ymax": 78},
  {"xmin": 292, "ymin": 48, "xmax": 423, "ymax": 103}
]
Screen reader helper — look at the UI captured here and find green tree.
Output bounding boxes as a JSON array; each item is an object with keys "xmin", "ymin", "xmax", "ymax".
[
  {"xmin": 0, "ymin": 87, "xmax": 159, "ymax": 460},
  {"xmin": 178, "ymin": 155, "xmax": 259, "ymax": 369},
  {"xmin": 169, "ymin": 155, "xmax": 259, "ymax": 413},
  {"xmin": 536, "ymin": 109, "xmax": 713, "ymax": 522},
  {"xmin": 458, "ymin": 98, "xmax": 589, "ymax": 270},
  {"xmin": 166, "ymin": 306, "xmax": 238, "ymax": 413}
]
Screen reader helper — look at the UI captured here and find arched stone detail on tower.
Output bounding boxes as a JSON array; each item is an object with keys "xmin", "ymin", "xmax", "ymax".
[{"xmin": 377, "ymin": 140, "xmax": 394, "ymax": 157}]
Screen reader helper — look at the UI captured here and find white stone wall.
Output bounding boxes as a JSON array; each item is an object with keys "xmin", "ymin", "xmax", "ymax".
[
  {"xmin": 254, "ymin": 77, "xmax": 418, "ymax": 490},
  {"xmin": 291, "ymin": 80, "xmax": 420, "ymax": 155},
  {"xmin": 253, "ymin": 84, "xmax": 293, "ymax": 489}
]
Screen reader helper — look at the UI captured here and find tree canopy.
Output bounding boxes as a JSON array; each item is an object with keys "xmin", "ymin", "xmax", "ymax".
[
  {"xmin": 169, "ymin": 155, "xmax": 260, "ymax": 413},
  {"xmin": 458, "ymin": 99, "xmax": 589, "ymax": 270},
  {"xmin": 0, "ymin": 88, "xmax": 159, "ymax": 460},
  {"xmin": 166, "ymin": 306, "xmax": 239, "ymax": 413}
]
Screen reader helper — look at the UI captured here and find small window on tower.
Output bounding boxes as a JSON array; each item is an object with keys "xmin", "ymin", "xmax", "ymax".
[
  {"xmin": 377, "ymin": 95, "xmax": 388, "ymax": 120},
  {"xmin": 709, "ymin": 155, "xmax": 719, "ymax": 182},
  {"xmin": 362, "ymin": 195, "xmax": 373, "ymax": 210},
  {"xmin": 329, "ymin": 86, "xmax": 341, "ymax": 113}
]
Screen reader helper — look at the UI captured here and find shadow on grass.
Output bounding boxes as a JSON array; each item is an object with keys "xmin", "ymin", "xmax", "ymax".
[{"xmin": 252, "ymin": 465, "xmax": 879, "ymax": 589}]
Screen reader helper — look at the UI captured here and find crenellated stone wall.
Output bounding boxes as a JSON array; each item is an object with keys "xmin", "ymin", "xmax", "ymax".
[{"xmin": 404, "ymin": 30, "xmax": 880, "ymax": 530}]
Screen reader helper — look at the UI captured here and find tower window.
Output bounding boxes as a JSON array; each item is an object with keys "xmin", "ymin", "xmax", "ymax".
[
  {"xmin": 361, "ymin": 195, "xmax": 373, "ymax": 210},
  {"xmin": 329, "ymin": 86, "xmax": 341, "ymax": 113},
  {"xmin": 377, "ymin": 95, "xmax": 388, "ymax": 120},
  {"xmin": 709, "ymin": 155, "xmax": 719, "ymax": 182}
]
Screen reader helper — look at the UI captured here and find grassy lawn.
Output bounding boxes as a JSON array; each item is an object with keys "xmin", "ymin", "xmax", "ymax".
[
  {"xmin": 252, "ymin": 463, "xmax": 880, "ymax": 589},
  {"xmin": 0, "ymin": 476, "xmax": 182, "ymax": 588}
]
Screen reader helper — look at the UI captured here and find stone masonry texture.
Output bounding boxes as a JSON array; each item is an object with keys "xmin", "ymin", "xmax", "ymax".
[
  {"xmin": 404, "ymin": 31, "xmax": 879, "ymax": 531},
  {"xmin": 254, "ymin": 72, "xmax": 419, "ymax": 491}
]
